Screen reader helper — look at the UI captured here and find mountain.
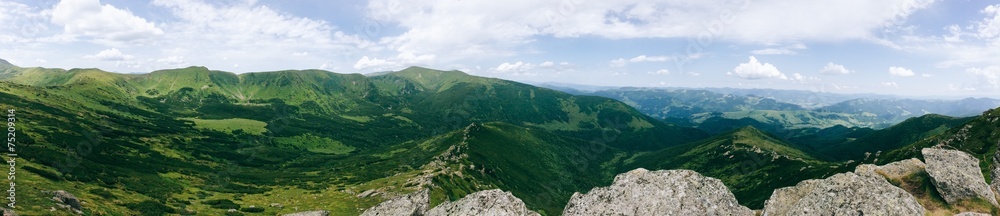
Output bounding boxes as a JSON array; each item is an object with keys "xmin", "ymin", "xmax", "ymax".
[
  {"xmin": 589, "ymin": 88, "xmax": 805, "ymax": 119},
  {"xmin": 621, "ymin": 126, "xmax": 850, "ymax": 208},
  {"xmin": 818, "ymin": 98, "xmax": 1000, "ymax": 122},
  {"xmin": 818, "ymin": 114, "xmax": 973, "ymax": 161},
  {"xmin": 0, "ymin": 62, "xmax": 709, "ymax": 215},
  {"xmin": 865, "ymin": 107, "xmax": 1000, "ymax": 179},
  {"xmin": 700, "ymin": 87, "xmax": 898, "ymax": 109}
]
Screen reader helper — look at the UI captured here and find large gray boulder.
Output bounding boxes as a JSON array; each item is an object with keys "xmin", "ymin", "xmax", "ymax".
[
  {"xmin": 51, "ymin": 190, "xmax": 82, "ymax": 214},
  {"xmin": 425, "ymin": 189, "xmax": 538, "ymax": 216},
  {"xmin": 761, "ymin": 172, "xmax": 924, "ymax": 216},
  {"xmin": 562, "ymin": 168, "xmax": 752, "ymax": 216},
  {"xmin": 922, "ymin": 148, "xmax": 998, "ymax": 206},
  {"xmin": 854, "ymin": 158, "xmax": 926, "ymax": 180},
  {"xmin": 361, "ymin": 189, "xmax": 430, "ymax": 216}
]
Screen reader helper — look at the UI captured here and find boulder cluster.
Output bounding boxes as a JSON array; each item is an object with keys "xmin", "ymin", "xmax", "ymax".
[{"xmin": 362, "ymin": 147, "xmax": 999, "ymax": 215}]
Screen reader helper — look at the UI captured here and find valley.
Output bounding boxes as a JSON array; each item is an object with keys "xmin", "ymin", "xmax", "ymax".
[{"xmin": 1, "ymin": 60, "xmax": 998, "ymax": 215}]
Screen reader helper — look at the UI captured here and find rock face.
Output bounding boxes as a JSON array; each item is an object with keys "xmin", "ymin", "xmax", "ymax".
[
  {"xmin": 425, "ymin": 189, "xmax": 538, "ymax": 216},
  {"xmin": 854, "ymin": 158, "xmax": 926, "ymax": 180},
  {"xmin": 992, "ymin": 144, "xmax": 1000, "ymax": 199},
  {"xmin": 562, "ymin": 168, "xmax": 752, "ymax": 216},
  {"xmin": 0, "ymin": 208, "xmax": 16, "ymax": 216},
  {"xmin": 922, "ymin": 148, "xmax": 999, "ymax": 206},
  {"xmin": 361, "ymin": 189, "xmax": 429, "ymax": 216},
  {"xmin": 51, "ymin": 190, "xmax": 82, "ymax": 214},
  {"xmin": 761, "ymin": 172, "xmax": 924, "ymax": 216},
  {"xmin": 282, "ymin": 210, "xmax": 330, "ymax": 216}
]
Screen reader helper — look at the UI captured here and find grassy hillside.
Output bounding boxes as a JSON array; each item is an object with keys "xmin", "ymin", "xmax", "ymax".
[
  {"xmin": 0, "ymin": 62, "xmax": 707, "ymax": 215},
  {"xmin": 819, "ymin": 114, "xmax": 972, "ymax": 161}
]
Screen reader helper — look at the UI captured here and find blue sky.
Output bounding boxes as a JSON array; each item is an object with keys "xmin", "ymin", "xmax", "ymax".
[{"xmin": 1, "ymin": 0, "xmax": 998, "ymax": 97}]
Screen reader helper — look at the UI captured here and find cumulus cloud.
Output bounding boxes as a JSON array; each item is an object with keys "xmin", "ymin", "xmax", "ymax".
[
  {"xmin": 51, "ymin": 0, "xmax": 163, "ymax": 43},
  {"xmin": 368, "ymin": 0, "xmax": 934, "ymax": 62},
  {"xmin": 881, "ymin": 82, "xmax": 899, "ymax": 87},
  {"xmin": 731, "ymin": 56, "xmax": 787, "ymax": 80},
  {"xmin": 968, "ymin": 66, "xmax": 1000, "ymax": 90},
  {"xmin": 888, "ymin": 66, "xmax": 915, "ymax": 77},
  {"xmin": 84, "ymin": 48, "xmax": 134, "ymax": 61},
  {"xmin": 496, "ymin": 61, "xmax": 533, "ymax": 72},
  {"xmin": 820, "ymin": 62, "xmax": 852, "ymax": 75},
  {"xmin": 353, "ymin": 56, "xmax": 390, "ymax": 70}
]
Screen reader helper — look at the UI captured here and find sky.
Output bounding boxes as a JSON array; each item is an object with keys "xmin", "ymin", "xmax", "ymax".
[{"xmin": 0, "ymin": 0, "xmax": 999, "ymax": 97}]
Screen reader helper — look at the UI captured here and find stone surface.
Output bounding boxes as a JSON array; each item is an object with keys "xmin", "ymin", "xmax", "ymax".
[
  {"xmin": 562, "ymin": 168, "xmax": 752, "ymax": 216},
  {"xmin": 761, "ymin": 172, "xmax": 924, "ymax": 216},
  {"xmin": 855, "ymin": 158, "xmax": 926, "ymax": 181},
  {"xmin": 51, "ymin": 190, "xmax": 82, "ymax": 214},
  {"xmin": 992, "ymin": 142, "xmax": 1000, "ymax": 200},
  {"xmin": 0, "ymin": 208, "xmax": 16, "ymax": 216},
  {"xmin": 426, "ymin": 189, "xmax": 539, "ymax": 216},
  {"xmin": 922, "ymin": 148, "xmax": 999, "ymax": 206},
  {"xmin": 282, "ymin": 210, "xmax": 331, "ymax": 216},
  {"xmin": 361, "ymin": 189, "xmax": 429, "ymax": 216}
]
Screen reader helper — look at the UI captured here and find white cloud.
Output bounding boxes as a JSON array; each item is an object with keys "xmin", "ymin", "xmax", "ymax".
[
  {"xmin": 368, "ymin": 0, "xmax": 934, "ymax": 63},
  {"xmin": 968, "ymin": 66, "xmax": 1000, "ymax": 90},
  {"xmin": 539, "ymin": 61, "xmax": 555, "ymax": 67},
  {"xmin": 156, "ymin": 56, "xmax": 186, "ymax": 67},
  {"xmin": 790, "ymin": 73, "xmax": 820, "ymax": 82},
  {"xmin": 820, "ymin": 62, "xmax": 852, "ymax": 75},
  {"xmin": 609, "ymin": 55, "xmax": 673, "ymax": 67},
  {"xmin": 610, "ymin": 58, "xmax": 627, "ymax": 67},
  {"xmin": 648, "ymin": 69, "xmax": 670, "ymax": 75},
  {"xmin": 881, "ymin": 81, "xmax": 899, "ymax": 87},
  {"xmin": 888, "ymin": 66, "xmax": 915, "ymax": 77},
  {"xmin": 921, "ymin": 73, "xmax": 932, "ymax": 77},
  {"xmin": 353, "ymin": 56, "xmax": 391, "ymax": 70},
  {"xmin": 751, "ymin": 48, "xmax": 797, "ymax": 55},
  {"xmin": 84, "ymin": 48, "xmax": 134, "ymax": 61},
  {"xmin": 495, "ymin": 61, "xmax": 533, "ymax": 72},
  {"xmin": 731, "ymin": 56, "xmax": 786, "ymax": 80},
  {"xmin": 629, "ymin": 55, "xmax": 671, "ymax": 62},
  {"xmin": 51, "ymin": 0, "xmax": 163, "ymax": 44},
  {"xmin": 751, "ymin": 43, "xmax": 807, "ymax": 55},
  {"xmin": 976, "ymin": 4, "xmax": 1000, "ymax": 39}
]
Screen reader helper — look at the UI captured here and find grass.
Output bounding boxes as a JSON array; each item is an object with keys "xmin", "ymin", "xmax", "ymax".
[
  {"xmin": 274, "ymin": 133, "xmax": 356, "ymax": 154},
  {"xmin": 181, "ymin": 118, "xmax": 268, "ymax": 135}
]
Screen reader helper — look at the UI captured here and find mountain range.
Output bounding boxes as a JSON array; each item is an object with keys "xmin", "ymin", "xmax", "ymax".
[{"xmin": 2, "ymin": 59, "xmax": 999, "ymax": 215}]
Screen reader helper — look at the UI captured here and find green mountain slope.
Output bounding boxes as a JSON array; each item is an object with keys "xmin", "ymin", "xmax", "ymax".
[
  {"xmin": 622, "ymin": 126, "xmax": 850, "ymax": 208},
  {"xmin": 0, "ymin": 61, "xmax": 707, "ymax": 215},
  {"xmin": 819, "ymin": 114, "xmax": 973, "ymax": 160},
  {"xmin": 866, "ymin": 107, "xmax": 1000, "ymax": 181}
]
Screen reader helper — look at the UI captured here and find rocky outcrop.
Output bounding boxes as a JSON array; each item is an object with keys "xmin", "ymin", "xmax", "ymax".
[
  {"xmin": 922, "ymin": 148, "xmax": 999, "ymax": 206},
  {"xmin": 282, "ymin": 210, "xmax": 330, "ymax": 216},
  {"xmin": 992, "ymin": 143, "xmax": 1000, "ymax": 199},
  {"xmin": 361, "ymin": 189, "xmax": 429, "ymax": 216},
  {"xmin": 425, "ymin": 189, "xmax": 538, "ymax": 216},
  {"xmin": 51, "ymin": 190, "xmax": 82, "ymax": 214},
  {"xmin": 562, "ymin": 168, "xmax": 752, "ymax": 216},
  {"xmin": 761, "ymin": 172, "xmax": 924, "ymax": 216},
  {"xmin": 854, "ymin": 158, "xmax": 925, "ymax": 180},
  {"xmin": 0, "ymin": 208, "xmax": 16, "ymax": 216}
]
